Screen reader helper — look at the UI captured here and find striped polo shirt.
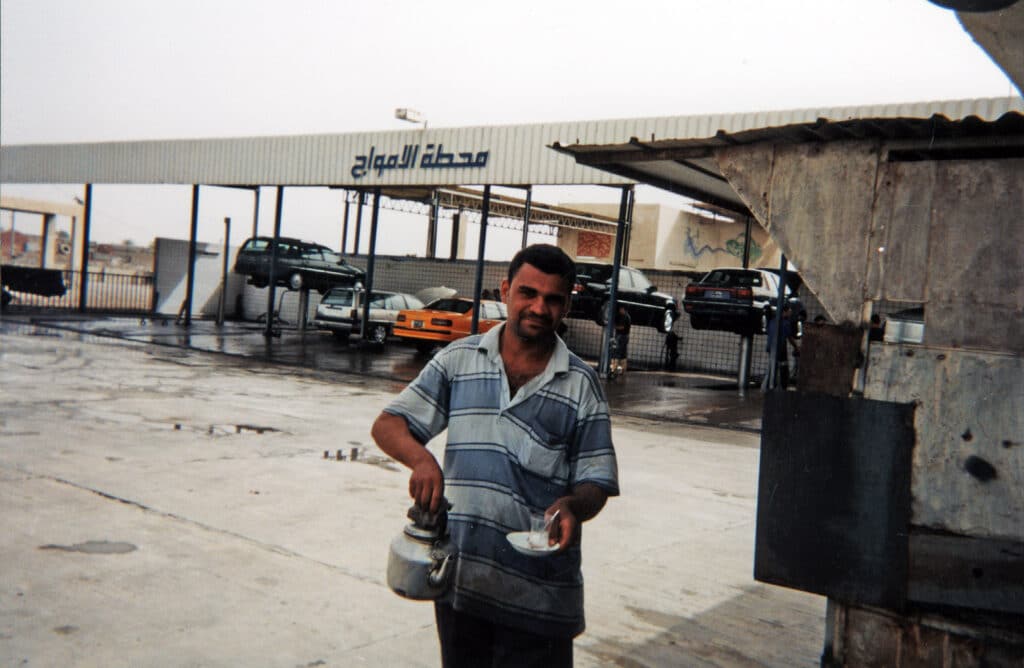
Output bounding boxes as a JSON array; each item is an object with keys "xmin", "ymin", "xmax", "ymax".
[{"xmin": 384, "ymin": 323, "xmax": 619, "ymax": 638}]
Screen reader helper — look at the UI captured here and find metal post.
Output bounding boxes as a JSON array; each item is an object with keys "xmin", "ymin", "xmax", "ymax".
[
  {"xmin": 5, "ymin": 211, "xmax": 13, "ymax": 261},
  {"xmin": 182, "ymin": 185, "xmax": 200, "ymax": 327},
  {"xmin": 426, "ymin": 189, "xmax": 440, "ymax": 258},
  {"xmin": 78, "ymin": 184, "xmax": 93, "ymax": 312},
  {"xmin": 766, "ymin": 253, "xmax": 788, "ymax": 389},
  {"xmin": 251, "ymin": 187, "xmax": 261, "ymax": 239},
  {"xmin": 264, "ymin": 186, "xmax": 284, "ymax": 339},
  {"xmin": 40, "ymin": 214, "xmax": 54, "ymax": 268},
  {"xmin": 621, "ymin": 186, "xmax": 635, "ymax": 265},
  {"xmin": 341, "ymin": 193, "xmax": 351, "ymax": 254},
  {"xmin": 738, "ymin": 336, "xmax": 752, "ymax": 397},
  {"xmin": 360, "ymin": 189, "xmax": 382, "ymax": 340},
  {"xmin": 741, "ymin": 215, "xmax": 753, "ymax": 269},
  {"xmin": 217, "ymin": 217, "xmax": 231, "ymax": 326},
  {"xmin": 470, "ymin": 186, "xmax": 491, "ymax": 335},
  {"xmin": 450, "ymin": 210, "xmax": 461, "ymax": 260},
  {"xmin": 600, "ymin": 187, "xmax": 630, "ymax": 377},
  {"xmin": 353, "ymin": 191, "xmax": 365, "ymax": 254},
  {"xmin": 521, "ymin": 186, "xmax": 533, "ymax": 249}
]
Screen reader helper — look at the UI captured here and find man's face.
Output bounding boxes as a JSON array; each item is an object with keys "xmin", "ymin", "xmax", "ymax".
[{"xmin": 500, "ymin": 262, "xmax": 571, "ymax": 343}]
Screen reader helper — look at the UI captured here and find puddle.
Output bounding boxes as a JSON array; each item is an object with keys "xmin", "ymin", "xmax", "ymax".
[{"xmin": 39, "ymin": 540, "xmax": 137, "ymax": 555}]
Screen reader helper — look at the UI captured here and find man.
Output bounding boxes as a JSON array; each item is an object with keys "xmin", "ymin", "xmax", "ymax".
[
  {"xmin": 371, "ymin": 244, "xmax": 619, "ymax": 667},
  {"xmin": 610, "ymin": 303, "xmax": 631, "ymax": 377},
  {"xmin": 766, "ymin": 303, "xmax": 800, "ymax": 388}
]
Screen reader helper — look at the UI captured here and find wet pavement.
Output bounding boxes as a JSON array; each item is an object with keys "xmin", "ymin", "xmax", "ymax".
[
  {"xmin": 0, "ymin": 319, "xmax": 823, "ymax": 667},
  {"xmin": 1, "ymin": 313, "xmax": 765, "ymax": 433}
]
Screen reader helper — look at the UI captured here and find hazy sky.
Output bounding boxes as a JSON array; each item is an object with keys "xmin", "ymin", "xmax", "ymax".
[{"xmin": 1, "ymin": 0, "xmax": 1018, "ymax": 254}]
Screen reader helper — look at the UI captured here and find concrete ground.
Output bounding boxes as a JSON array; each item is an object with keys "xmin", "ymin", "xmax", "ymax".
[{"xmin": 0, "ymin": 316, "xmax": 822, "ymax": 667}]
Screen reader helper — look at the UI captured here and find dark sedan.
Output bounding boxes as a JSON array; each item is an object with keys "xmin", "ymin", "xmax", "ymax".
[
  {"xmin": 568, "ymin": 262, "xmax": 678, "ymax": 333},
  {"xmin": 234, "ymin": 236, "xmax": 365, "ymax": 293}
]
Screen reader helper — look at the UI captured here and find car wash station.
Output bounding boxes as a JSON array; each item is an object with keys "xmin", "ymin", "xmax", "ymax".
[{"xmin": 3, "ymin": 14, "xmax": 1024, "ymax": 667}]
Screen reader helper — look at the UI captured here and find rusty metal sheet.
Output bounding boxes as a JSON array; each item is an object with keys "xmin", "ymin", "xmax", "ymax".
[
  {"xmin": 925, "ymin": 158, "xmax": 1024, "ymax": 354},
  {"xmin": 755, "ymin": 391, "xmax": 914, "ymax": 610},
  {"xmin": 796, "ymin": 322, "xmax": 862, "ymax": 396},
  {"xmin": 749, "ymin": 141, "xmax": 880, "ymax": 325},
  {"xmin": 866, "ymin": 161, "xmax": 935, "ymax": 303},
  {"xmin": 909, "ymin": 531, "xmax": 1024, "ymax": 615},
  {"xmin": 864, "ymin": 345, "xmax": 1024, "ymax": 541}
]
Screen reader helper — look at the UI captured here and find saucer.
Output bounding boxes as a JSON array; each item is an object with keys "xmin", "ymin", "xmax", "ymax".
[{"xmin": 506, "ymin": 531, "xmax": 559, "ymax": 557}]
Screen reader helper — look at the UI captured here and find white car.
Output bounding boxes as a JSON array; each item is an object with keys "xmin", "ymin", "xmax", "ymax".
[{"xmin": 313, "ymin": 286, "xmax": 454, "ymax": 344}]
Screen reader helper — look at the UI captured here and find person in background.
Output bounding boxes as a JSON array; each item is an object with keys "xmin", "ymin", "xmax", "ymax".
[
  {"xmin": 766, "ymin": 303, "xmax": 800, "ymax": 388},
  {"xmin": 868, "ymin": 313, "xmax": 886, "ymax": 342},
  {"xmin": 610, "ymin": 303, "xmax": 631, "ymax": 377},
  {"xmin": 371, "ymin": 244, "xmax": 619, "ymax": 668}
]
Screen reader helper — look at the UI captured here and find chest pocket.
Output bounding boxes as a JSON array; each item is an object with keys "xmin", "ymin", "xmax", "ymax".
[{"xmin": 507, "ymin": 400, "xmax": 575, "ymax": 482}]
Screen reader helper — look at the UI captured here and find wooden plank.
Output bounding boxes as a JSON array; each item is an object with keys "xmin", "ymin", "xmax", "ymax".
[{"xmin": 908, "ymin": 530, "xmax": 1024, "ymax": 614}]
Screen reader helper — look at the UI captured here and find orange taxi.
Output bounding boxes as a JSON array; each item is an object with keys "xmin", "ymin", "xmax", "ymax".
[{"xmin": 393, "ymin": 297, "xmax": 507, "ymax": 354}]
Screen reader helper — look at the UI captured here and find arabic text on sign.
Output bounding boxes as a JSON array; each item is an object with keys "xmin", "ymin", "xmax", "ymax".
[{"xmin": 350, "ymin": 144, "xmax": 489, "ymax": 179}]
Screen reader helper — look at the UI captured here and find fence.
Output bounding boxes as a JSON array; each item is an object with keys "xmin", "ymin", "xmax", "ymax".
[
  {"xmin": 237, "ymin": 254, "xmax": 830, "ymax": 380},
  {"xmin": 2, "ymin": 269, "xmax": 154, "ymax": 313}
]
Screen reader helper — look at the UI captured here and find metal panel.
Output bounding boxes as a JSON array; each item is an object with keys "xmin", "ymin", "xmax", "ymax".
[
  {"xmin": 864, "ymin": 346, "xmax": 1024, "ymax": 541},
  {"xmin": 925, "ymin": 158, "xmax": 1024, "ymax": 353},
  {"xmin": 4, "ymin": 97, "xmax": 1021, "ymax": 188},
  {"xmin": 755, "ymin": 391, "xmax": 915, "ymax": 610},
  {"xmin": 762, "ymin": 141, "xmax": 880, "ymax": 325}
]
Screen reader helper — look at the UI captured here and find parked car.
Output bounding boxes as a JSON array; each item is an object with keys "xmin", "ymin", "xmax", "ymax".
[
  {"xmin": 682, "ymin": 267, "xmax": 804, "ymax": 336},
  {"xmin": 313, "ymin": 287, "xmax": 426, "ymax": 344},
  {"xmin": 234, "ymin": 236, "xmax": 365, "ymax": 293},
  {"xmin": 393, "ymin": 297, "xmax": 507, "ymax": 354},
  {"xmin": 568, "ymin": 262, "xmax": 678, "ymax": 333}
]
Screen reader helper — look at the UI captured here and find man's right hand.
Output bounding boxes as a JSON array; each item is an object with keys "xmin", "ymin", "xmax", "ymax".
[
  {"xmin": 371, "ymin": 412, "xmax": 446, "ymax": 513},
  {"xmin": 409, "ymin": 453, "xmax": 445, "ymax": 513}
]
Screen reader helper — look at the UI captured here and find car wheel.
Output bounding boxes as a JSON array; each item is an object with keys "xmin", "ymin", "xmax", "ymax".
[
  {"xmin": 595, "ymin": 299, "xmax": 610, "ymax": 326},
  {"xmin": 288, "ymin": 272, "xmax": 304, "ymax": 291},
  {"xmin": 658, "ymin": 309, "xmax": 675, "ymax": 333},
  {"xmin": 368, "ymin": 324, "xmax": 388, "ymax": 345}
]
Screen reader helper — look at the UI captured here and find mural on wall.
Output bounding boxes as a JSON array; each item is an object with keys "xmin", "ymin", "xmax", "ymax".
[
  {"xmin": 577, "ymin": 231, "xmax": 612, "ymax": 259},
  {"xmin": 685, "ymin": 228, "xmax": 762, "ymax": 264}
]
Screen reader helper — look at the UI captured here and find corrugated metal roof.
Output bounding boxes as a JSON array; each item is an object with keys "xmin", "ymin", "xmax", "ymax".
[{"xmin": 2, "ymin": 97, "xmax": 1021, "ymax": 190}]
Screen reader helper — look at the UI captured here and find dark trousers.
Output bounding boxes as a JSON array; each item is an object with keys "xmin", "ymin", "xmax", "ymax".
[{"xmin": 434, "ymin": 602, "xmax": 573, "ymax": 668}]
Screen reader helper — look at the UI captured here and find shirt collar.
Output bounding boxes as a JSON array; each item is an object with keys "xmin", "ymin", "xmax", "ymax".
[{"xmin": 478, "ymin": 323, "xmax": 570, "ymax": 376}]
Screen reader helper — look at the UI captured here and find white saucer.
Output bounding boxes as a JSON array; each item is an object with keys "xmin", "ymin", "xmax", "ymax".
[{"xmin": 506, "ymin": 531, "xmax": 559, "ymax": 557}]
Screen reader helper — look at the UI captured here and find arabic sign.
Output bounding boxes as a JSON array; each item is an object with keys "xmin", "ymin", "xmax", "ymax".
[{"xmin": 351, "ymin": 143, "xmax": 489, "ymax": 179}]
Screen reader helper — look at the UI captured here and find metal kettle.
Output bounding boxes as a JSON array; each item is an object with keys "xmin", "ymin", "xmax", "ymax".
[{"xmin": 386, "ymin": 501, "xmax": 456, "ymax": 600}]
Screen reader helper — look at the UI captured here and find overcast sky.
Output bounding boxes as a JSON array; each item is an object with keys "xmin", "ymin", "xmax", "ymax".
[{"xmin": 1, "ymin": 0, "xmax": 1018, "ymax": 254}]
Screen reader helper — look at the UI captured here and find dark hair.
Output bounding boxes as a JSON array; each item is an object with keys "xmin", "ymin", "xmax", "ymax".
[{"xmin": 507, "ymin": 244, "xmax": 576, "ymax": 291}]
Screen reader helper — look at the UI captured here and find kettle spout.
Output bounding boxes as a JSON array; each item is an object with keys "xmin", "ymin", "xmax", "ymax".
[{"xmin": 428, "ymin": 553, "xmax": 453, "ymax": 588}]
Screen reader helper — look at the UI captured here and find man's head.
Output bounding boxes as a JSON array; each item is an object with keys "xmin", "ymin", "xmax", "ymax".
[
  {"xmin": 507, "ymin": 244, "xmax": 576, "ymax": 294},
  {"xmin": 501, "ymin": 244, "xmax": 575, "ymax": 344}
]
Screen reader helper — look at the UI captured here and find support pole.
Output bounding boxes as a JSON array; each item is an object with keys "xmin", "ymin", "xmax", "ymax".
[
  {"xmin": 77, "ymin": 184, "xmax": 93, "ymax": 312},
  {"xmin": 765, "ymin": 253, "xmax": 788, "ymax": 390},
  {"xmin": 183, "ymin": 185, "xmax": 200, "ymax": 327},
  {"xmin": 217, "ymin": 217, "xmax": 231, "ymax": 326},
  {"xmin": 251, "ymin": 187, "xmax": 261, "ymax": 239},
  {"xmin": 621, "ymin": 185, "xmax": 634, "ymax": 265},
  {"xmin": 470, "ymin": 186, "xmax": 491, "ymax": 335},
  {"xmin": 353, "ymin": 191, "xmax": 365, "ymax": 254},
  {"xmin": 599, "ymin": 186, "xmax": 630, "ymax": 377},
  {"xmin": 737, "ymin": 214, "xmax": 756, "ymax": 393},
  {"xmin": 264, "ymin": 186, "xmax": 284, "ymax": 339},
  {"xmin": 341, "ymin": 193, "xmax": 351, "ymax": 254},
  {"xmin": 450, "ymin": 210, "xmax": 461, "ymax": 260},
  {"xmin": 40, "ymin": 214, "xmax": 54, "ymax": 268},
  {"xmin": 425, "ymin": 189, "xmax": 439, "ymax": 259},
  {"xmin": 520, "ymin": 186, "xmax": 533, "ymax": 249},
  {"xmin": 360, "ymin": 189, "xmax": 382, "ymax": 340}
]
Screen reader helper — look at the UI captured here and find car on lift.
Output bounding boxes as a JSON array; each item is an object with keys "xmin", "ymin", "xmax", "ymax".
[
  {"xmin": 312, "ymin": 287, "xmax": 427, "ymax": 344},
  {"xmin": 393, "ymin": 297, "xmax": 507, "ymax": 355},
  {"xmin": 234, "ymin": 236, "xmax": 365, "ymax": 293},
  {"xmin": 568, "ymin": 262, "xmax": 678, "ymax": 333},
  {"xmin": 682, "ymin": 267, "xmax": 804, "ymax": 336}
]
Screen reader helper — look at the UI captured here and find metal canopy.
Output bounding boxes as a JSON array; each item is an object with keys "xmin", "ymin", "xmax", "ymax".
[{"xmin": 551, "ymin": 104, "xmax": 1024, "ymax": 216}]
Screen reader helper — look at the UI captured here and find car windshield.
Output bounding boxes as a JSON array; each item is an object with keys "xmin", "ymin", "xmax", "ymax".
[
  {"xmin": 321, "ymin": 250, "xmax": 344, "ymax": 264},
  {"xmin": 426, "ymin": 298, "xmax": 472, "ymax": 314},
  {"xmin": 580, "ymin": 265, "xmax": 613, "ymax": 283},
  {"xmin": 703, "ymin": 270, "xmax": 761, "ymax": 287},
  {"xmin": 321, "ymin": 290, "xmax": 354, "ymax": 306}
]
